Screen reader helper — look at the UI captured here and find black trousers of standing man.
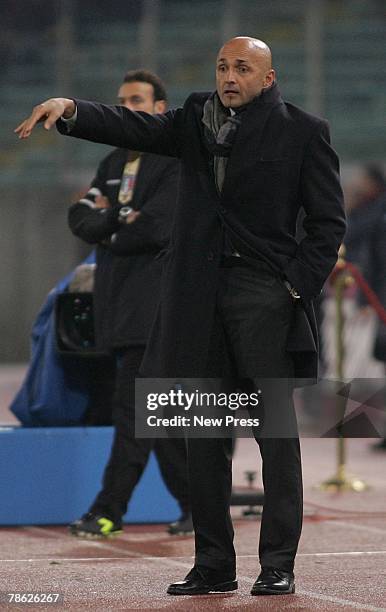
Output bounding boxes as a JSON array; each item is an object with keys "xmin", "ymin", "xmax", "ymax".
[
  {"xmin": 187, "ymin": 258, "xmax": 303, "ymax": 575},
  {"xmin": 90, "ymin": 347, "xmax": 190, "ymax": 524}
]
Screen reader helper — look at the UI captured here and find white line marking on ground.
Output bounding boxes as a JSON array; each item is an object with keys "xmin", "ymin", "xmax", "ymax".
[
  {"xmin": 77, "ymin": 539, "xmax": 147, "ymax": 557},
  {"xmin": 301, "ymin": 550, "xmax": 386, "ymax": 557},
  {"xmin": 2, "ymin": 550, "xmax": 386, "ymax": 562},
  {"xmin": 292, "ymin": 590, "xmax": 386, "ymax": 612},
  {"xmin": 241, "ymin": 550, "xmax": 386, "ymax": 558},
  {"xmin": 0, "ymin": 557, "xmax": 192, "ymax": 562}
]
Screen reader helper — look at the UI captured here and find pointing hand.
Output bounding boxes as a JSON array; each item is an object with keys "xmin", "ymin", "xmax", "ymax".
[{"xmin": 14, "ymin": 98, "xmax": 76, "ymax": 139}]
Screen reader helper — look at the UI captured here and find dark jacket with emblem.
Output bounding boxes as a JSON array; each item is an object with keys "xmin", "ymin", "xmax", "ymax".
[
  {"xmin": 60, "ymin": 83, "xmax": 346, "ymax": 381},
  {"xmin": 68, "ymin": 148, "xmax": 179, "ymax": 350}
]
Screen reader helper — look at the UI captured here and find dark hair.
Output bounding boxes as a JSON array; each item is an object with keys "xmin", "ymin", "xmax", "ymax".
[{"xmin": 122, "ymin": 69, "xmax": 167, "ymax": 102}]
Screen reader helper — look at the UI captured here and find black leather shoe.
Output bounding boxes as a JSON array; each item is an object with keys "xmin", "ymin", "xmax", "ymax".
[
  {"xmin": 167, "ymin": 566, "xmax": 238, "ymax": 595},
  {"xmin": 251, "ymin": 568, "xmax": 295, "ymax": 595}
]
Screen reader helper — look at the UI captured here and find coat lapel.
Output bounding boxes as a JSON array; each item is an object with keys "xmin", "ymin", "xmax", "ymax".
[{"xmin": 221, "ymin": 84, "xmax": 284, "ymax": 199}]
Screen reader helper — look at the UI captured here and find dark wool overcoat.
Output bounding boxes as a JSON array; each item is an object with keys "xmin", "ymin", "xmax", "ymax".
[{"xmin": 58, "ymin": 83, "xmax": 346, "ymax": 382}]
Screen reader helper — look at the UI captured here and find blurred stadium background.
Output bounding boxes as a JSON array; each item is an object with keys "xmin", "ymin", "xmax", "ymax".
[{"xmin": 1, "ymin": 0, "xmax": 386, "ymax": 362}]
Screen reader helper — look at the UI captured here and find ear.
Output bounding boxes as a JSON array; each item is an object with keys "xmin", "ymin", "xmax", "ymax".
[
  {"xmin": 263, "ymin": 69, "xmax": 276, "ymax": 89},
  {"xmin": 154, "ymin": 99, "xmax": 167, "ymax": 113}
]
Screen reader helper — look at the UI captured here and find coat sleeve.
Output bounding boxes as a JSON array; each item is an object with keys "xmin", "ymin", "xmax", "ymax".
[
  {"xmin": 67, "ymin": 156, "xmax": 120, "ymax": 244},
  {"xmin": 283, "ymin": 120, "xmax": 346, "ymax": 302},
  {"xmin": 107, "ymin": 160, "xmax": 179, "ymax": 255},
  {"xmin": 57, "ymin": 100, "xmax": 183, "ymax": 158}
]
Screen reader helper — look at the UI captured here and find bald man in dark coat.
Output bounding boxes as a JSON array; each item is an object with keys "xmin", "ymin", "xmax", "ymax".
[{"xmin": 16, "ymin": 36, "xmax": 346, "ymax": 597}]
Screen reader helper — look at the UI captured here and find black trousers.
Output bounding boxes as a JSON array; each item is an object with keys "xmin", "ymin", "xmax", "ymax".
[
  {"xmin": 188, "ymin": 261, "xmax": 303, "ymax": 574},
  {"xmin": 90, "ymin": 346, "xmax": 190, "ymax": 523}
]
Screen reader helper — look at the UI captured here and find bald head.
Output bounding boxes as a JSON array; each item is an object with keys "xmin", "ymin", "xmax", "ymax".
[
  {"xmin": 216, "ymin": 36, "xmax": 275, "ymax": 108},
  {"xmin": 219, "ymin": 37, "xmax": 272, "ymax": 70}
]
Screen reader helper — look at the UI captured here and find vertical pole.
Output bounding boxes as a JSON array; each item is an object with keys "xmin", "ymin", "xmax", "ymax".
[
  {"xmin": 320, "ymin": 264, "xmax": 367, "ymax": 491},
  {"xmin": 138, "ymin": 0, "xmax": 160, "ymax": 72},
  {"xmin": 305, "ymin": 0, "xmax": 325, "ymax": 115},
  {"xmin": 335, "ymin": 274, "xmax": 347, "ymax": 482}
]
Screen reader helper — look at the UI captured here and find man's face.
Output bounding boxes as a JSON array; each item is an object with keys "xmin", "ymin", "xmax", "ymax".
[
  {"xmin": 216, "ymin": 39, "xmax": 275, "ymax": 108},
  {"xmin": 117, "ymin": 81, "xmax": 166, "ymax": 115}
]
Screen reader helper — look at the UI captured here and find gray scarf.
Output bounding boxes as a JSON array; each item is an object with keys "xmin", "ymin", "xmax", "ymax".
[{"xmin": 202, "ymin": 93, "xmax": 242, "ymax": 193}]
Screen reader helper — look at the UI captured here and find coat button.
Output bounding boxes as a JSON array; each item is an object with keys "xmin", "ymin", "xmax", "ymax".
[
  {"xmin": 220, "ymin": 206, "xmax": 227, "ymax": 214},
  {"xmin": 207, "ymin": 252, "xmax": 214, "ymax": 261}
]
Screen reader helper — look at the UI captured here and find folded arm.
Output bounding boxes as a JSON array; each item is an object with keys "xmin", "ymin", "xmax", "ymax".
[
  {"xmin": 68, "ymin": 158, "xmax": 121, "ymax": 243},
  {"xmin": 107, "ymin": 161, "xmax": 179, "ymax": 255},
  {"xmin": 68, "ymin": 201, "xmax": 121, "ymax": 245}
]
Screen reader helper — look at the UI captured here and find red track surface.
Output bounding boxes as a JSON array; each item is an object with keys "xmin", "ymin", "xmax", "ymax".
[
  {"xmin": 1, "ymin": 437, "xmax": 386, "ymax": 611},
  {"xmin": 1, "ymin": 368, "xmax": 386, "ymax": 610}
]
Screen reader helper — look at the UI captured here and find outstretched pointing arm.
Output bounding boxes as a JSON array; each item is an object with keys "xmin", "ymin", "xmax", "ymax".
[{"xmin": 15, "ymin": 98, "xmax": 182, "ymax": 158}]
